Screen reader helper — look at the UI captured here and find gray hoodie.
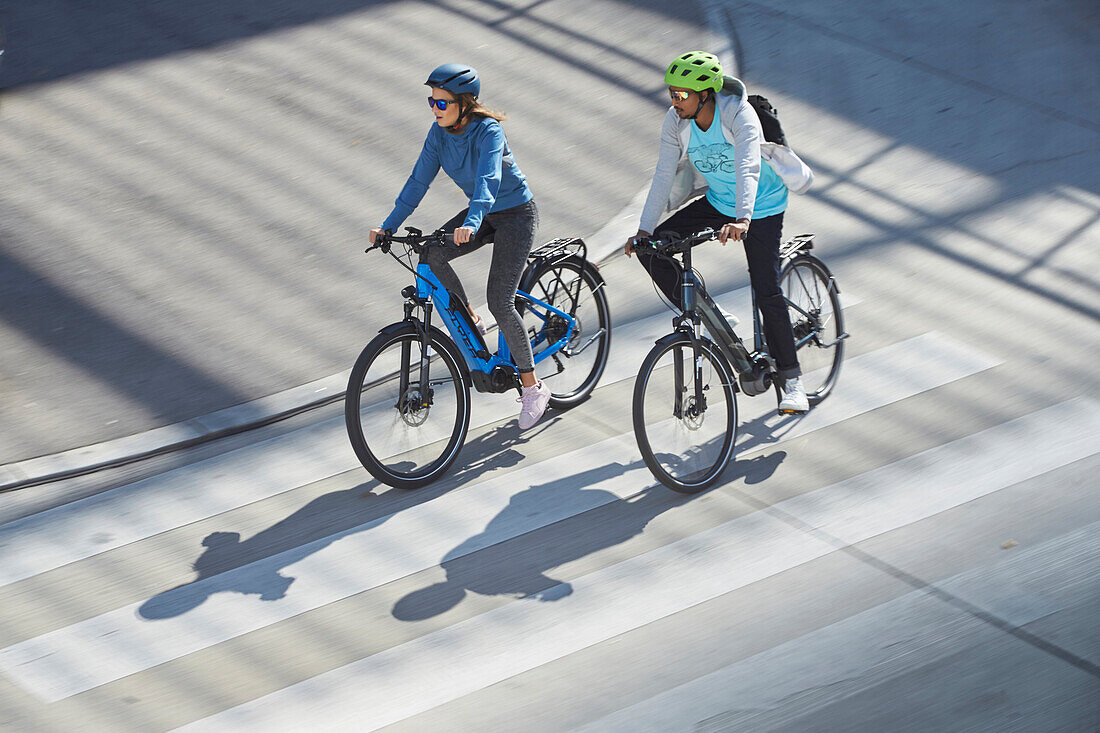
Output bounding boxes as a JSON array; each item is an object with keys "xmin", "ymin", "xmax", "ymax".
[{"xmin": 638, "ymin": 77, "xmax": 813, "ymax": 233}]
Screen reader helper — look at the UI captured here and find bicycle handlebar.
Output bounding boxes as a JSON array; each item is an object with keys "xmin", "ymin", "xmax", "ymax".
[
  {"xmin": 366, "ymin": 227, "xmax": 457, "ymax": 254},
  {"xmin": 633, "ymin": 228, "xmax": 718, "ymax": 255}
]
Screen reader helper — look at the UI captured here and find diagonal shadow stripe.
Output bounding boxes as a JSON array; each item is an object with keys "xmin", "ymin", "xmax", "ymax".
[
  {"xmin": 0, "ymin": 243, "xmax": 248, "ymax": 451},
  {"xmin": 1, "ymin": 0, "xmax": 398, "ymax": 89}
]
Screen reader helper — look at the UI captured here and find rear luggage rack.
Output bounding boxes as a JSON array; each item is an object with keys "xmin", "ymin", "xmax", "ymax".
[
  {"xmin": 780, "ymin": 233, "xmax": 815, "ymax": 259},
  {"xmin": 528, "ymin": 237, "xmax": 587, "ymax": 265}
]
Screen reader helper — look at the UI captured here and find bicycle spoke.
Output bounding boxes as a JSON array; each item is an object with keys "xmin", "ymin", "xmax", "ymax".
[
  {"xmin": 780, "ymin": 258, "xmax": 844, "ymax": 403},
  {"xmin": 634, "ymin": 339, "xmax": 737, "ymax": 492},
  {"xmin": 524, "ymin": 260, "xmax": 610, "ymax": 406},
  {"xmin": 345, "ymin": 330, "xmax": 469, "ymax": 488}
]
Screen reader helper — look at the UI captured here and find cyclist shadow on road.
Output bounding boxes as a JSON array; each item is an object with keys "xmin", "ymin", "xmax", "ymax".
[
  {"xmin": 735, "ymin": 406, "xmax": 811, "ymax": 458},
  {"xmin": 138, "ymin": 418, "xmax": 555, "ymax": 621},
  {"xmin": 390, "ymin": 447, "xmax": 786, "ymax": 622}
]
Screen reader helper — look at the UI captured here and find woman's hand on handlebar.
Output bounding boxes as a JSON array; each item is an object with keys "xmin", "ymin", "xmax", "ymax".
[
  {"xmin": 369, "ymin": 227, "xmax": 390, "ymax": 244},
  {"xmin": 624, "ymin": 229, "xmax": 651, "ymax": 258},
  {"xmin": 453, "ymin": 226, "xmax": 474, "ymax": 245}
]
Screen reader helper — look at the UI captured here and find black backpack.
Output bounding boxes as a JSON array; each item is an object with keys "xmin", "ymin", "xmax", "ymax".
[{"xmin": 747, "ymin": 94, "xmax": 786, "ymax": 146}]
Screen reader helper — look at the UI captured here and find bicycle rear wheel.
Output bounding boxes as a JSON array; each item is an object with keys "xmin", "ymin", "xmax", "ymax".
[
  {"xmin": 522, "ymin": 258, "xmax": 611, "ymax": 408},
  {"xmin": 633, "ymin": 335, "xmax": 737, "ymax": 493},
  {"xmin": 780, "ymin": 256, "xmax": 844, "ymax": 405},
  {"xmin": 345, "ymin": 325, "xmax": 470, "ymax": 489}
]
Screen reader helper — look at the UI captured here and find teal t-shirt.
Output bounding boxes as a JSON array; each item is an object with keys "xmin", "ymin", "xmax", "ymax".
[{"xmin": 687, "ymin": 104, "xmax": 788, "ymax": 219}]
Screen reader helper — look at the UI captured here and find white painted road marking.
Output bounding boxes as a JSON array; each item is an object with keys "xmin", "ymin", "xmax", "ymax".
[
  {"xmin": 0, "ymin": 331, "xmax": 996, "ymax": 700},
  {"xmin": 0, "ymin": 284, "xmax": 859, "ymax": 588},
  {"xmin": 174, "ymin": 399, "xmax": 1100, "ymax": 731},
  {"xmin": 576, "ymin": 522, "xmax": 1096, "ymax": 732},
  {"xmin": 0, "ymin": 332, "xmax": 999, "ymax": 700}
]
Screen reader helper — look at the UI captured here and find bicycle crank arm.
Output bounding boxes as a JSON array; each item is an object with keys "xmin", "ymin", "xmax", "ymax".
[
  {"xmin": 815, "ymin": 332, "xmax": 850, "ymax": 348},
  {"xmin": 563, "ymin": 328, "xmax": 607, "ymax": 357}
]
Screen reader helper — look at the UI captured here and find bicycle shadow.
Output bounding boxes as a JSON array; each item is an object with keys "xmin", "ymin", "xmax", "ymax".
[
  {"xmin": 391, "ymin": 446, "xmax": 787, "ymax": 622},
  {"xmin": 735, "ymin": 404, "xmax": 812, "ymax": 457},
  {"xmin": 138, "ymin": 419, "xmax": 552, "ymax": 620},
  {"xmin": 138, "ymin": 479, "xmax": 392, "ymax": 620}
]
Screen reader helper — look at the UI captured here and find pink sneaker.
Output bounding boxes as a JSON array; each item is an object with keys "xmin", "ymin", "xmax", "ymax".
[{"xmin": 517, "ymin": 380, "xmax": 551, "ymax": 429}]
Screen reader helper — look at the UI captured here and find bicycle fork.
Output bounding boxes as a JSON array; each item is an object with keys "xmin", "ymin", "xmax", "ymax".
[
  {"xmin": 397, "ymin": 298, "xmax": 436, "ymax": 411},
  {"xmin": 673, "ymin": 274, "xmax": 708, "ymax": 420}
]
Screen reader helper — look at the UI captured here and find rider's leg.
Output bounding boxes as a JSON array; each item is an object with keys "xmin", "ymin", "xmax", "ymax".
[
  {"xmin": 742, "ymin": 213, "xmax": 801, "ymax": 380},
  {"xmin": 635, "ymin": 197, "xmax": 727, "ymax": 309},
  {"xmin": 483, "ymin": 200, "xmax": 550, "ymax": 427},
  {"xmin": 422, "ymin": 208, "xmax": 494, "ymax": 312},
  {"xmin": 484, "ymin": 200, "xmax": 539, "ymax": 376}
]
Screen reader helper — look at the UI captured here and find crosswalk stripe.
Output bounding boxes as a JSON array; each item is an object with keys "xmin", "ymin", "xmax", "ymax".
[
  {"xmin": 732, "ymin": 330, "xmax": 999, "ymax": 449},
  {"xmin": 0, "ymin": 284, "xmax": 859, "ymax": 589},
  {"xmin": 174, "ymin": 398, "xmax": 1100, "ymax": 731},
  {"xmin": 576, "ymin": 521, "xmax": 1098, "ymax": 732},
  {"xmin": 0, "ymin": 332, "xmax": 1001, "ymax": 701}
]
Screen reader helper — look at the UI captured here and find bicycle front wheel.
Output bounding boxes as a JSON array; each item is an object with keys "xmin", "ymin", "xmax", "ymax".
[
  {"xmin": 781, "ymin": 256, "xmax": 845, "ymax": 405},
  {"xmin": 345, "ymin": 325, "xmax": 471, "ymax": 489},
  {"xmin": 523, "ymin": 258, "xmax": 611, "ymax": 408},
  {"xmin": 633, "ymin": 335, "xmax": 738, "ymax": 493}
]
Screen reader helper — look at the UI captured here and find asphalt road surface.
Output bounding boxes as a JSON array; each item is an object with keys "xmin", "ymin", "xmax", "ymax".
[{"xmin": 1, "ymin": 0, "xmax": 1097, "ymax": 730}]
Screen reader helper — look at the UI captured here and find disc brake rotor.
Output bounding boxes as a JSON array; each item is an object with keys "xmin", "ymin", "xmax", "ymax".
[
  {"xmin": 399, "ymin": 386, "xmax": 430, "ymax": 427},
  {"xmin": 682, "ymin": 395, "xmax": 705, "ymax": 430}
]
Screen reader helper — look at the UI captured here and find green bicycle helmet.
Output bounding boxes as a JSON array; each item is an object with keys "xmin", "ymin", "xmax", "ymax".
[{"xmin": 664, "ymin": 51, "xmax": 723, "ymax": 93}]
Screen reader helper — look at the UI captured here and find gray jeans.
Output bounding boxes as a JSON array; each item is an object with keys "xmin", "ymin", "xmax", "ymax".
[{"xmin": 422, "ymin": 199, "xmax": 539, "ymax": 372}]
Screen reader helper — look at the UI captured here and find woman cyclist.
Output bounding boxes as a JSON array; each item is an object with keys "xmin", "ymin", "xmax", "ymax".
[{"xmin": 369, "ymin": 63, "xmax": 550, "ymax": 429}]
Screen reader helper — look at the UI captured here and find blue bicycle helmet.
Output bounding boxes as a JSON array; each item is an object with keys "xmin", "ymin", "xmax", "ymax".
[{"xmin": 425, "ymin": 63, "xmax": 480, "ymax": 97}]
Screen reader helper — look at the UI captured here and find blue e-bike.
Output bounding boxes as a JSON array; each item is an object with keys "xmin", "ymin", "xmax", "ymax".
[{"xmin": 345, "ymin": 228, "xmax": 611, "ymax": 488}]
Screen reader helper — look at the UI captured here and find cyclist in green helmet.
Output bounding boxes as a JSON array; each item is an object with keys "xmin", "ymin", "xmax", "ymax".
[{"xmin": 625, "ymin": 51, "xmax": 810, "ymax": 414}]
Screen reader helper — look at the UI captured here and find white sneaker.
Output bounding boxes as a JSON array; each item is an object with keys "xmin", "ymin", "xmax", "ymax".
[
  {"xmin": 716, "ymin": 304, "xmax": 740, "ymax": 330},
  {"xmin": 518, "ymin": 380, "xmax": 551, "ymax": 429},
  {"xmin": 778, "ymin": 377, "xmax": 809, "ymax": 414},
  {"xmin": 472, "ymin": 314, "xmax": 489, "ymax": 337}
]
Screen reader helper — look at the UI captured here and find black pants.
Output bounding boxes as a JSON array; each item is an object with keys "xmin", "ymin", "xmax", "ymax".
[{"xmin": 636, "ymin": 197, "xmax": 801, "ymax": 379}]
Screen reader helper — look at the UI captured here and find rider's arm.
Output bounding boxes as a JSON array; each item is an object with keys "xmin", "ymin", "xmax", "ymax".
[
  {"xmin": 728, "ymin": 98, "xmax": 762, "ymax": 223},
  {"xmin": 462, "ymin": 121, "xmax": 506, "ymax": 232},
  {"xmin": 382, "ymin": 126, "xmax": 443, "ymax": 233}
]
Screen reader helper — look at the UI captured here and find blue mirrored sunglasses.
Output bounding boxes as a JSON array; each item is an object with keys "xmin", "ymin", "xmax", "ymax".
[{"xmin": 428, "ymin": 97, "xmax": 455, "ymax": 111}]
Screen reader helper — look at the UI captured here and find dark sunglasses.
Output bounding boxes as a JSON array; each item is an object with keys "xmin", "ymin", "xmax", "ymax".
[
  {"xmin": 668, "ymin": 88, "xmax": 692, "ymax": 103},
  {"xmin": 428, "ymin": 97, "xmax": 456, "ymax": 110}
]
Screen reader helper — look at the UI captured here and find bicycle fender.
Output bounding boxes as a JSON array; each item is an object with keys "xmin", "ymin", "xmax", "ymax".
[
  {"xmin": 652, "ymin": 331, "xmax": 706, "ymax": 348},
  {"xmin": 787, "ymin": 254, "xmax": 841, "ymax": 294},
  {"xmin": 378, "ymin": 321, "xmax": 415, "ymax": 336},
  {"xmin": 579, "ymin": 259, "xmax": 606, "ymax": 288},
  {"xmin": 518, "ymin": 254, "xmax": 602, "ymax": 294}
]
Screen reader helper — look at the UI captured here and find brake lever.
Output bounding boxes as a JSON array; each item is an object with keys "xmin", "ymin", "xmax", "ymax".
[{"xmin": 365, "ymin": 238, "xmax": 392, "ymax": 254}]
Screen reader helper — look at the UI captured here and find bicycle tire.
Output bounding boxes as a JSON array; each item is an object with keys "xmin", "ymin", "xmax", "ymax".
[
  {"xmin": 345, "ymin": 324, "xmax": 471, "ymax": 489},
  {"xmin": 633, "ymin": 334, "xmax": 738, "ymax": 493},
  {"xmin": 780, "ymin": 255, "xmax": 844, "ymax": 405},
  {"xmin": 521, "ymin": 257, "xmax": 611, "ymax": 408}
]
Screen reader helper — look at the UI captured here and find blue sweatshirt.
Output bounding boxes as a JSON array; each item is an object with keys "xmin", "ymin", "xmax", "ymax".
[{"xmin": 382, "ymin": 117, "xmax": 533, "ymax": 233}]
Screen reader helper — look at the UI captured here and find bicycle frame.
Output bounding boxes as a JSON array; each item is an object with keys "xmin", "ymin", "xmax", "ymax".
[
  {"xmin": 682, "ymin": 247, "xmax": 842, "ymax": 376},
  {"xmin": 409, "ymin": 261, "xmax": 576, "ymax": 377},
  {"xmin": 669, "ymin": 244, "xmax": 755, "ymax": 374},
  {"xmin": 649, "ymin": 233, "xmax": 840, "ymax": 404}
]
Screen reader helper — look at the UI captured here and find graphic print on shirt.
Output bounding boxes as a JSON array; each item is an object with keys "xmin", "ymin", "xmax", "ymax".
[
  {"xmin": 689, "ymin": 143, "xmax": 738, "ymax": 174},
  {"xmin": 686, "ymin": 109, "xmax": 789, "ymax": 220}
]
